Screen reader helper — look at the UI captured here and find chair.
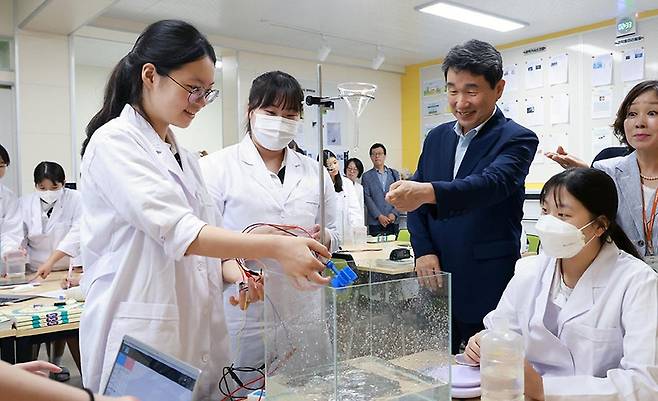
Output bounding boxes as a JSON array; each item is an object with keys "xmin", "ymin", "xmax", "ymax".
[{"xmin": 526, "ymin": 234, "xmax": 540, "ymax": 254}]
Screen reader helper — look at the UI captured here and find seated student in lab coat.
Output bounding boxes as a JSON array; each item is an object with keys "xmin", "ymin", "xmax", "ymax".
[
  {"xmin": 19, "ymin": 161, "xmax": 81, "ymax": 381},
  {"xmin": 199, "ymin": 70, "xmax": 340, "ymax": 394},
  {"xmin": 77, "ymin": 20, "xmax": 330, "ymax": 399},
  {"xmin": 20, "ymin": 162, "xmax": 81, "ymax": 277},
  {"xmin": 0, "ymin": 144, "xmax": 23, "ymax": 259},
  {"xmin": 464, "ymin": 168, "xmax": 658, "ymax": 401},
  {"xmin": 323, "ymin": 150, "xmax": 364, "ymax": 245}
]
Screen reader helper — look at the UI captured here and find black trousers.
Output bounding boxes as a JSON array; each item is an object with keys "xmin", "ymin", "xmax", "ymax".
[
  {"xmin": 368, "ymin": 223, "xmax": 399, "ymax": 237},
  {"xmin": 451, "ymin": 316, "xmax": 485, "ymax": 355}
]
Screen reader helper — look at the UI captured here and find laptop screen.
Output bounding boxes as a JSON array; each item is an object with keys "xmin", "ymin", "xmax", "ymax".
[{"xmin": 103, "ymin": 336, "xmax": 200, "ymax": 401}]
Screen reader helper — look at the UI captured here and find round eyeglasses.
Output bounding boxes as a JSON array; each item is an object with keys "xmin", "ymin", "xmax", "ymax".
[{"xmin": 166, "ymin": 74, "xmax": 219, "ymax": 104}]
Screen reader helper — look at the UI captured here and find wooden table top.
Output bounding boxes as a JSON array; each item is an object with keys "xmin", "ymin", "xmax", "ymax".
[{"xmin": 0, "ymin": 270, "xmax": 82, "ymax": 336}]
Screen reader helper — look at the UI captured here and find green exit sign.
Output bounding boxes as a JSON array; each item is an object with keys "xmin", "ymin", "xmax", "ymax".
[{"xmin": 616, "ymin": 16, "xmax": 636, "ymax": 38}]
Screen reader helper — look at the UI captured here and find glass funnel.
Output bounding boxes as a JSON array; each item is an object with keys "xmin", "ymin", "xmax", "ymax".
[{"xmin": 338, "ymin": 82, "xmax": 377, "ymax": 151}]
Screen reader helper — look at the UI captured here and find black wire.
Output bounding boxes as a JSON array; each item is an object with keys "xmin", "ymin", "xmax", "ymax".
[{"xmin": 218, "ymin": 365, "xmax": 265, "ymax": 400}]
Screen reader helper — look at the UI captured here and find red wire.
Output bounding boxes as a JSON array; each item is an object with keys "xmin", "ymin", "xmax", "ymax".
[{"xmin": 219, "ymin": 373, "xmax": 264, "ymax": 401}]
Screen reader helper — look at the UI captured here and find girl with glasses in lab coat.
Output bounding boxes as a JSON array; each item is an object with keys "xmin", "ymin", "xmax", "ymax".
[
  {"xmin": 464, "ymin": 168, "xmax": 658, "ymax": 401},
  {"xmin": 199, "ymin": 70, "xmax": 340, "ymax": 394},
  {"xmin": 77, "ymin": 20, "xmax": 330, "ymax": 400}
]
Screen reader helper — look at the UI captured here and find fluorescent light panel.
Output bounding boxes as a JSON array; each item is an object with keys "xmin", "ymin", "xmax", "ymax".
[{"xmin": 417, "ymin": 1, "xmax": 527, "ymax": 32}]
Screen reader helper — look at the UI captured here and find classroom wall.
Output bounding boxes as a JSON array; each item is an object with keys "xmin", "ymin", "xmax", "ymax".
[
  {"xmin": 0, "ymin": 0, "xmax": 13, "ymax": 37},
  {"xmin": 15, "ymin": 30, "xmax": 72, "ymax": 195},
  {"xmin": 400, "ymin": 10, "xmax": 658, "ymax": 183},
  {"xmin": 236, "ymin": 51, "xmax": 403, "ymax": 171}
]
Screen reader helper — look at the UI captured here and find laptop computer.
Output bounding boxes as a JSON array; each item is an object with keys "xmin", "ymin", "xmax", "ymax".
[{"xmin": 103, "ymin": 335, "xmax": 201, "ymax": 401}]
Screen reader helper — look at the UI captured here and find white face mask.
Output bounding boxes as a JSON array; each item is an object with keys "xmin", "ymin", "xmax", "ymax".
[
  {"xmin": 39, "ymin": 188, "xmax": 63, "ymax": 205},
  {"xmin": 535, "ymin": 214, "xmax": 597, "ymax": 258},
  {"xmin": 251, "ymin": 114, "xmax": 300, "ymax": 151}
]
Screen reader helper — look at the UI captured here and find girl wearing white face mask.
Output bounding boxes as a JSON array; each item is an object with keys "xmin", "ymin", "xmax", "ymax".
[
  {"xmin": 464, "ymin": 168, "xmax": 658, "ymax": 401},
  {"xmin": 199, "ymin": 71, "xmax": 340, "ymax": 394},
  {"xmin": 18, "ymin": 161, "xmax": 82, "ymax": 382},
  {"xmin": 20, "ymin": 161, "xmax": 81, "ymax": 276}
]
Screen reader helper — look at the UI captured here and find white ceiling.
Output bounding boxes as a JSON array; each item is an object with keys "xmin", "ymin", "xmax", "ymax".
[{"xmin": 89, "ymin": 0, "xmax": 657, "ymax": 68}]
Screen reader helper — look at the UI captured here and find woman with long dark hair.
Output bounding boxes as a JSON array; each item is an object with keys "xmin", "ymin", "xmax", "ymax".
[
  {"xmin": 78, "ymin": 20, "xmax": 330, "ymax": 399},
  {"xmin": 465, "ymin": 168, "xmax": 658, "ymax": 400},
  {"xmin": 323, "ymin": 150, "xmax": 364, "ymax": 245}
]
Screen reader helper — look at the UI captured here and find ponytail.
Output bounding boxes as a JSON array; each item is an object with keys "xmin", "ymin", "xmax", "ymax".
[
  {"xmin": 607, "ymin": 222, "xmax": 642, "ymax": 259},
  {"xmin": 82, "ymin": 55, "xmax": 139, "ymax": 156},
  {"xmin": 81, "ymin": 19, "xmax": 216, "ymax": 157}
]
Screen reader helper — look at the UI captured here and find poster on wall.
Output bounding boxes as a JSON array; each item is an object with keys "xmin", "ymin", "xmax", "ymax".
[
  {"xmin": 524, "ymin": 96, "xmax": 545, "ymax": 127},
  {"xmin": 421, "ymin": 114, "xmax": 455, "ymax": 147},
  {"xmin": 548, "ymin": 53, "xmax": 569, "ymax": 86},
  {"xmin": 422, "ymin": 79, "xmax": 445, "ymax": 97},
  {"xmin": 525, "ymin": 59, "xmax": 544, "ymax": 89},
  {"xmin": 422, "ymin": 97, "xmax": 449, "ymax": 117},
  {"xmin": 538, "ymin": 131, "xmax": 568, "ymax": 156},
  {"xmin": 326, "ymin": 122, "xmax": 342, "ymax": 146},
  {"xmin": 591, "ymin": 53, "xmax": 613, "ymax": 86},
  {"xmin": 503, "ymin": 64, "xmax": 519, "ymax": 91},
  {"xmin": 550, "ymin": 93, "xmax": 569, "ymax": 125},
  {"xmin": 621, "ymin": 47, "xmax": 645, "ymax": 82},
  {"xmin": 591, "ymin": 126, "xmax": 614, "ymax": 157},
  {"xmin": 591, "ymin": 87, "xmax": 614, "ymax": 119},
  {"xmin": 498, "ymin": 98, "xmax": 519, "ymax": 121}
]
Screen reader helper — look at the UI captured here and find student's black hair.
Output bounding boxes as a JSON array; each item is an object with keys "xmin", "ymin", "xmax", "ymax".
[
  {"xmin": 246, "ymin": 71, "xmax": 304, "ymax": 135},
  {"xmin": 442, "ymin": 39, "xmax": 503, "ymax": 89},
  {"xmin": 369, "ymin": 143, "xmax": 387, "ymax": 156},
  {"xmin": 345, "ymin": 157, "xmax": 364, "ymax": 179},
  {"xmin": 540, "ymin": 168, "xmax": 642, "ymax": 259},
  {"xmin": 0, "ymin": 144, "xmax": 9, "ymax": 166},
  {"xmin": 34, "ymin": 161, "xmax": 66, "ymax": 186},
  {"xmin": 82, "ymin": 19, "xmax": 216, "ymax": 157},
  {"xmin": 322, "ymin": 150, "xmax": 343, "ymax": 193},
  {"xmin": 612, "ymin": 80, "xmax": 658, "ymax": 149}
]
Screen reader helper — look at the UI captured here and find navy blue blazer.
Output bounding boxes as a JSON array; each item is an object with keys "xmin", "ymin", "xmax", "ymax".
[{"xmin": 408, "ymin": 108, "xmax": 538, "ymax": 323}]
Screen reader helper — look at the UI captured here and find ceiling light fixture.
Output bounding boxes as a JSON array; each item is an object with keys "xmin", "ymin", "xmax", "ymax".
[
  {"xmin": 371, "ymin": 46, "xmax": 385, "ymax": 70},
  {"xmin": 415, "ymin": 1, "xmax": 527, "ymax": 32},
  {"xmin": 317, "ymin": 35, "xmax": 331, "ymax": 62}
]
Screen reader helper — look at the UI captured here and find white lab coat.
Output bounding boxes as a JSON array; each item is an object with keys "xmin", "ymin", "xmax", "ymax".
[
  {"xmin": 79, "ymin": 105, "xmax": 228, "ymax": 401},
  {"xmin": 200, "ymin": 135, "xmax": 340, "ymax": 251},
  {"xmin": 20, "ymin": 188, "xmax": 81, "ymax": 270},
  {"xmin": 353, "ymin": 180, "xmax": 365, "ymax": 214},
  {"xmin": 199, "ymin": 135, "xmax": 339, "ymax": 390},
  {"xmin": 336, "ymin": 176, "xmax": 365, "ymax": 246},
  {"xmin": 484, "ymin": 242, "xmax": 658, "ymax": 401},
  {"xmin": 0, "ymin": 183, "xmax": 23, "ymax": 257}
]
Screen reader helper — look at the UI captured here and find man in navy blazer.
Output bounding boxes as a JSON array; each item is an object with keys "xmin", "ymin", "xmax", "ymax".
[{"xmin": 387, "ymin": 40, "xmax": 538, "ymax": 353}]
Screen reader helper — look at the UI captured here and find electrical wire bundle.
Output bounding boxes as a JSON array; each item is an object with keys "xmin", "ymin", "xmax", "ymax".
[{"xmin": 218, "ymin": 223, "xmax": 314, "ymax": 400}]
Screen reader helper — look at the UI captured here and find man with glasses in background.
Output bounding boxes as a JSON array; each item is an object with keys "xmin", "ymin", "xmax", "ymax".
[{"xmin": 362, "ymin": 143, "xmax": 401, "ymax": 237}]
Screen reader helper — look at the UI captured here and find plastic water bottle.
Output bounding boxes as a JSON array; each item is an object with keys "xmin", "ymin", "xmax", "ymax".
[{"xmin": 480, "ymin": 317, "xmax": 524, "ymax": 401}]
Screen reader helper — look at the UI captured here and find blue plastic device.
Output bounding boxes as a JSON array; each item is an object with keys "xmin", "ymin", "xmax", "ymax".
[{"xmin": 326, "ymin": 260, "xmax": 357, "ymax": 288}]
